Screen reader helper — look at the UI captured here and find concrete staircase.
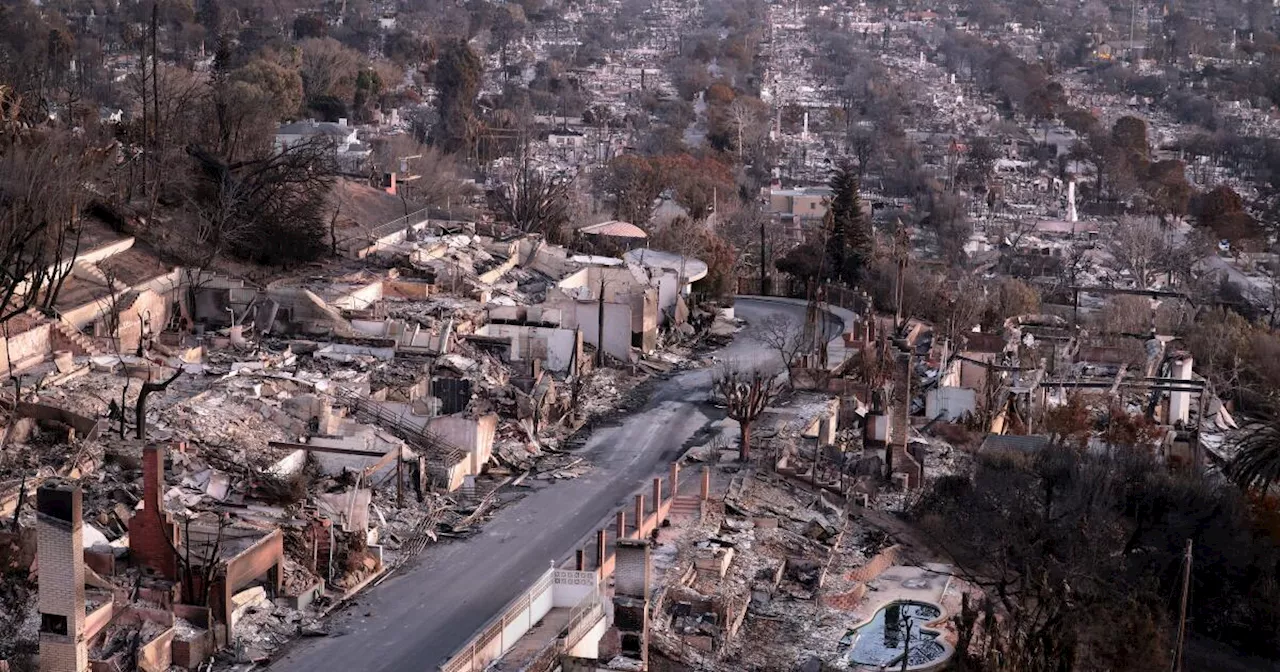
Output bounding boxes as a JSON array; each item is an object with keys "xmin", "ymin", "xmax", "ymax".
[
  {"xmin": 73, "ymin": 258, "xmax": 132, "ymax": 297},
  {"xmin": 72, "ymin": 259, "xmax": 111, "ymax": 285},
  {"xmin": 668, "ymin": 495, "xmax": 702, "ymax": 519},
  {"xmin": 48, "ymin": 315, "xmax": 106, "ymax": 357},
  {"xmin": 316, "ymin": 523, "xmax": 334, "ymax": 586},
  {"xmin": 114, "ymin": 289, "xmax": 142, "ymax": 314}
]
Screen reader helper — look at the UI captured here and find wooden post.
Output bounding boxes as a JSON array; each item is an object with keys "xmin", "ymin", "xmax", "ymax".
[
  {"xmin": 416, "ymin": 457, "xmax": 427, "ymax": 502},
  {"xmin": 597, "ymin": 278, "xmax": 606, "ymax": 367},
  {"xmin": 1173, "ymin": 538, "xmax": 1193, "ymax": 672},
  {"xmin": 669, "ymin": 463, "xmax": 680, "ymax": 497},
  {"xmin": 616, "ymin": 510, "xmax": 626, "ymax": 539},
  {"xmin": 700, "ymin": 467, "xmax": 711, "ymax": 500},
  {"xmin": 396, "ymin": 449, "xmax": 404, "ymax": 507},
  {"xmin": 652, "ymin": 478, "xmax": 662, "ymax": 513}
]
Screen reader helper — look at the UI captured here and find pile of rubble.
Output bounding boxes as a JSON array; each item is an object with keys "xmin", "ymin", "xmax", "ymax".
[
  {"xmin": 643, "ymin": 469, "xmax": 896, "ymax": 671},
  {"xmin": 0, "ymin": 216, "xmax": 736, "ymax": 670}
]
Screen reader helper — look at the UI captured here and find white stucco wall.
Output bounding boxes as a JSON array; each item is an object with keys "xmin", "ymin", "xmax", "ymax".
[
  {"xmin": 566, "ymin": 617, "xmax": 607, "ymax": 659},
  {"xmin": 551, "ymin": 570, "xmax": 597, "ymax": 607},
  {"xmin": 476, "ymin": 323, "xmax": 578, "ymax": 372},
  {"xmin": 653, "ymin": 271, "xmax": 679, "ymax": 325},
  {"xmin": 926, "ymin": 386, "xmax": 978, "ymax": 422},
  {"xmin": 0, "ymin": 322, "xmax": 52, "ymax": 375},
  {"xmin": 427, "ymin": 414, "xmax": 499, "ymax": 475},
  {"xmin": 308, "ymin": 429, "xmax": 403, "ymax": 479},
  {"xmin": 561, "ymin": 301, "xmax": 632, "ymax": 362},
  {"xmin": 327, "ymin": 280, "xmax": 384, "ymax": 311},
  {"xmin": 558, "ymin": 268, "xmax": 590, "ymax": 291}
]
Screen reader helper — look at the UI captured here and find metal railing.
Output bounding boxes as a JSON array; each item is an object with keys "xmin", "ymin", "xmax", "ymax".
[
  {"xmin": 562, "ymin": 591, "xmax": 604, "ymax": 650},
  {"xmin": 334, "ymin": 209, "xmax": 474, "ymax": 255},
  {"xmin": 366, "ymin": 208, "xmax": 431, "ymax": 241},
  {"xmin": 736, "ymin": 277, "xmax": 870, "ymax": 315},
  {"xmin": 438, "ymin": 569, "xmax": 606, "ymax": 672},
  {"xmin": 440, "ymin": 567, "xmax": 557, "ymax": 672},
  {"xmin": 332, "ymin": 388, "xmax": 468, "ymax": 464}
]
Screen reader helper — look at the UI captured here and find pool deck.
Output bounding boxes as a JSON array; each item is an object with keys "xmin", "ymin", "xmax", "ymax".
[
  {"xmin": 852, "ymin": 563, "xmax": 954, "ymax": 624},
  {"xmin": 846, "ymin": 564, "xmax": 958, "ymax": 672}
]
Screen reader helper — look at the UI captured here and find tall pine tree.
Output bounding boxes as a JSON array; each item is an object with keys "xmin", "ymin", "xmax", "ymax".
[
  {"xmin": 433, "ymin": 39, "xmax": 482, "ymax": 156},
  {"xmin": 825, "ymin": 160, "xmax": 871, "ymax": 285}
]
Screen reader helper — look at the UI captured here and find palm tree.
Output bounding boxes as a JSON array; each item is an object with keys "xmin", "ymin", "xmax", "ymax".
[{"xmin": 1225, "ymin": 422, "xmax": 1280, "ymax": 493}]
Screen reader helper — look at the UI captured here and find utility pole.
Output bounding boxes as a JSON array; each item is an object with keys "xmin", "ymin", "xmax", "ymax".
[
  {"xmin": 151, "ymin": 1, "xmax": 160, "ymax": 148},
  {"xmin": 597, "ymin": 277, "xmax": 606, "ymax": 368},
  {"xmin": 1171, "ymin": 538, "xmax": 1193, "ymax": 672},
  {"xmin": 897, "ymin": 349, "xmax": 912, "ymax": 486},
  {"xmin": 759, "ymin": 215, "xmax": 769, "ymax": 295}
]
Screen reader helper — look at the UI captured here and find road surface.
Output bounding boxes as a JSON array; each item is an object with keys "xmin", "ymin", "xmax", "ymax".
[{"xmin": 269, "ymin": 298, "xmax": 840, "ymax": 672}]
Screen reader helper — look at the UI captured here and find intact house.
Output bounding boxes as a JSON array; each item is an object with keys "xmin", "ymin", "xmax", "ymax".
[
  {"xmin": 275, "ymin": 119, "xmax": 373, "ymax": 172},
  {"xmin": 765, "ymin": 185, "xmax": 874, "ymax": 242},
  {"xmin": 767, "ymin": 186, "xmax": 831, "ymax": 239}
]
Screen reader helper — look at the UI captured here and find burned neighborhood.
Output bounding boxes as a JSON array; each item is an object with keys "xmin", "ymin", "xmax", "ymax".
[{"xmin": 2, "ymin": 0, "xmax": 1280, "ymax": 671}]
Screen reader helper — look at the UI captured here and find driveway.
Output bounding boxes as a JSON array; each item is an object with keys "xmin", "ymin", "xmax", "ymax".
[{"xmin": 269, "ymin": 298, "xmax": 840, "ymax": 672}]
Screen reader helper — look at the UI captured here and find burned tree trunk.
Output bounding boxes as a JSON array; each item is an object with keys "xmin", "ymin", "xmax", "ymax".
[
  {"xmin": 135, "ymin": 368, "xmax": 183, "ymax": 440},
  {"xmin": 162, "ymin": 512, "xmax": 227, "ymax": 608},
  {"xmin": 715, "ymin": 368, "xmax": 779, "ymax": 462}
]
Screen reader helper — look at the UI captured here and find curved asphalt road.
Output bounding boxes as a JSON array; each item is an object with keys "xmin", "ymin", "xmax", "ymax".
[{"xmin": 269, "ymin": 298, "xmax": 840, "ymax": 672}]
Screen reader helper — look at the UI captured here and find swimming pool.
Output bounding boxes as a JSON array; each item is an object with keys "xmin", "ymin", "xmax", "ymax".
[{"xmin": 844, "ymin": 600, "xmax": 951, "ymax": 669}]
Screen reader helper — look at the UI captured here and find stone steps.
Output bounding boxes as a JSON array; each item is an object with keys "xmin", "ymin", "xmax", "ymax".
[
  {"xmin": 668, "ymin": 495, "xmax": 702, "ymax": 517},
  {"xmin": 48, "ymin": 317, "xmax": 105, "ymax": 357}
]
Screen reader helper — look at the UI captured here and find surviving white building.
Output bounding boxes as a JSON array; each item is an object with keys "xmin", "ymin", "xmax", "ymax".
[{"xmin": 275, "ymin": 118, "xmax": 373, "ymax": 172}]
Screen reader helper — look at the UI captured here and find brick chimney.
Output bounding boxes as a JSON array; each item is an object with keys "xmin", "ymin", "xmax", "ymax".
[
  {"xmin": 37, "ymin": 480, "xmax": 87, "ymax": 672},
  {"xmin": 612, "ymin": 539, "xmax": 651, "ymax": 665},
  {"xmin": 129, "ymin": 443, "xmax": 179, "ymax": 579}
]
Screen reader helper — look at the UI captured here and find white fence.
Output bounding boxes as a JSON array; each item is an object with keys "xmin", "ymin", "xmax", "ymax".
[{"xmin": 439, "ymin": 568, "xmax": 602, "ymax": 672}]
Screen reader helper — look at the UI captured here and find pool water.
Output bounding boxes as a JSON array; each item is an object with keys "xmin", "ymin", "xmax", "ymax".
[{"xmin": 845, "ymin": 601, "xmax": 948, "ymax": 668}]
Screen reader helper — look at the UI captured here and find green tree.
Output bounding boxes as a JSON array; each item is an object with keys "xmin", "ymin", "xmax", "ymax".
[
  {"xmin": 230, "ymin": 59, "xmax": 304, "ymax": 121},
  {"xmin": 825, "ymin": 160, "xmax": 871, "ymax": 285},
  {"xmin": 352, "ymin": 68, "xmax": 383, "ymax": 123},
  {"xmin": 433, "ymin": 39, "xmax": 482, "ymax": 156},
  {"xmin": 776, "ymin": 239, "xmax": 826, "ymax": 282},
  {"xmin": 1226, "ymin": 424, "xmax": 1280, "ymax": 493}
]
